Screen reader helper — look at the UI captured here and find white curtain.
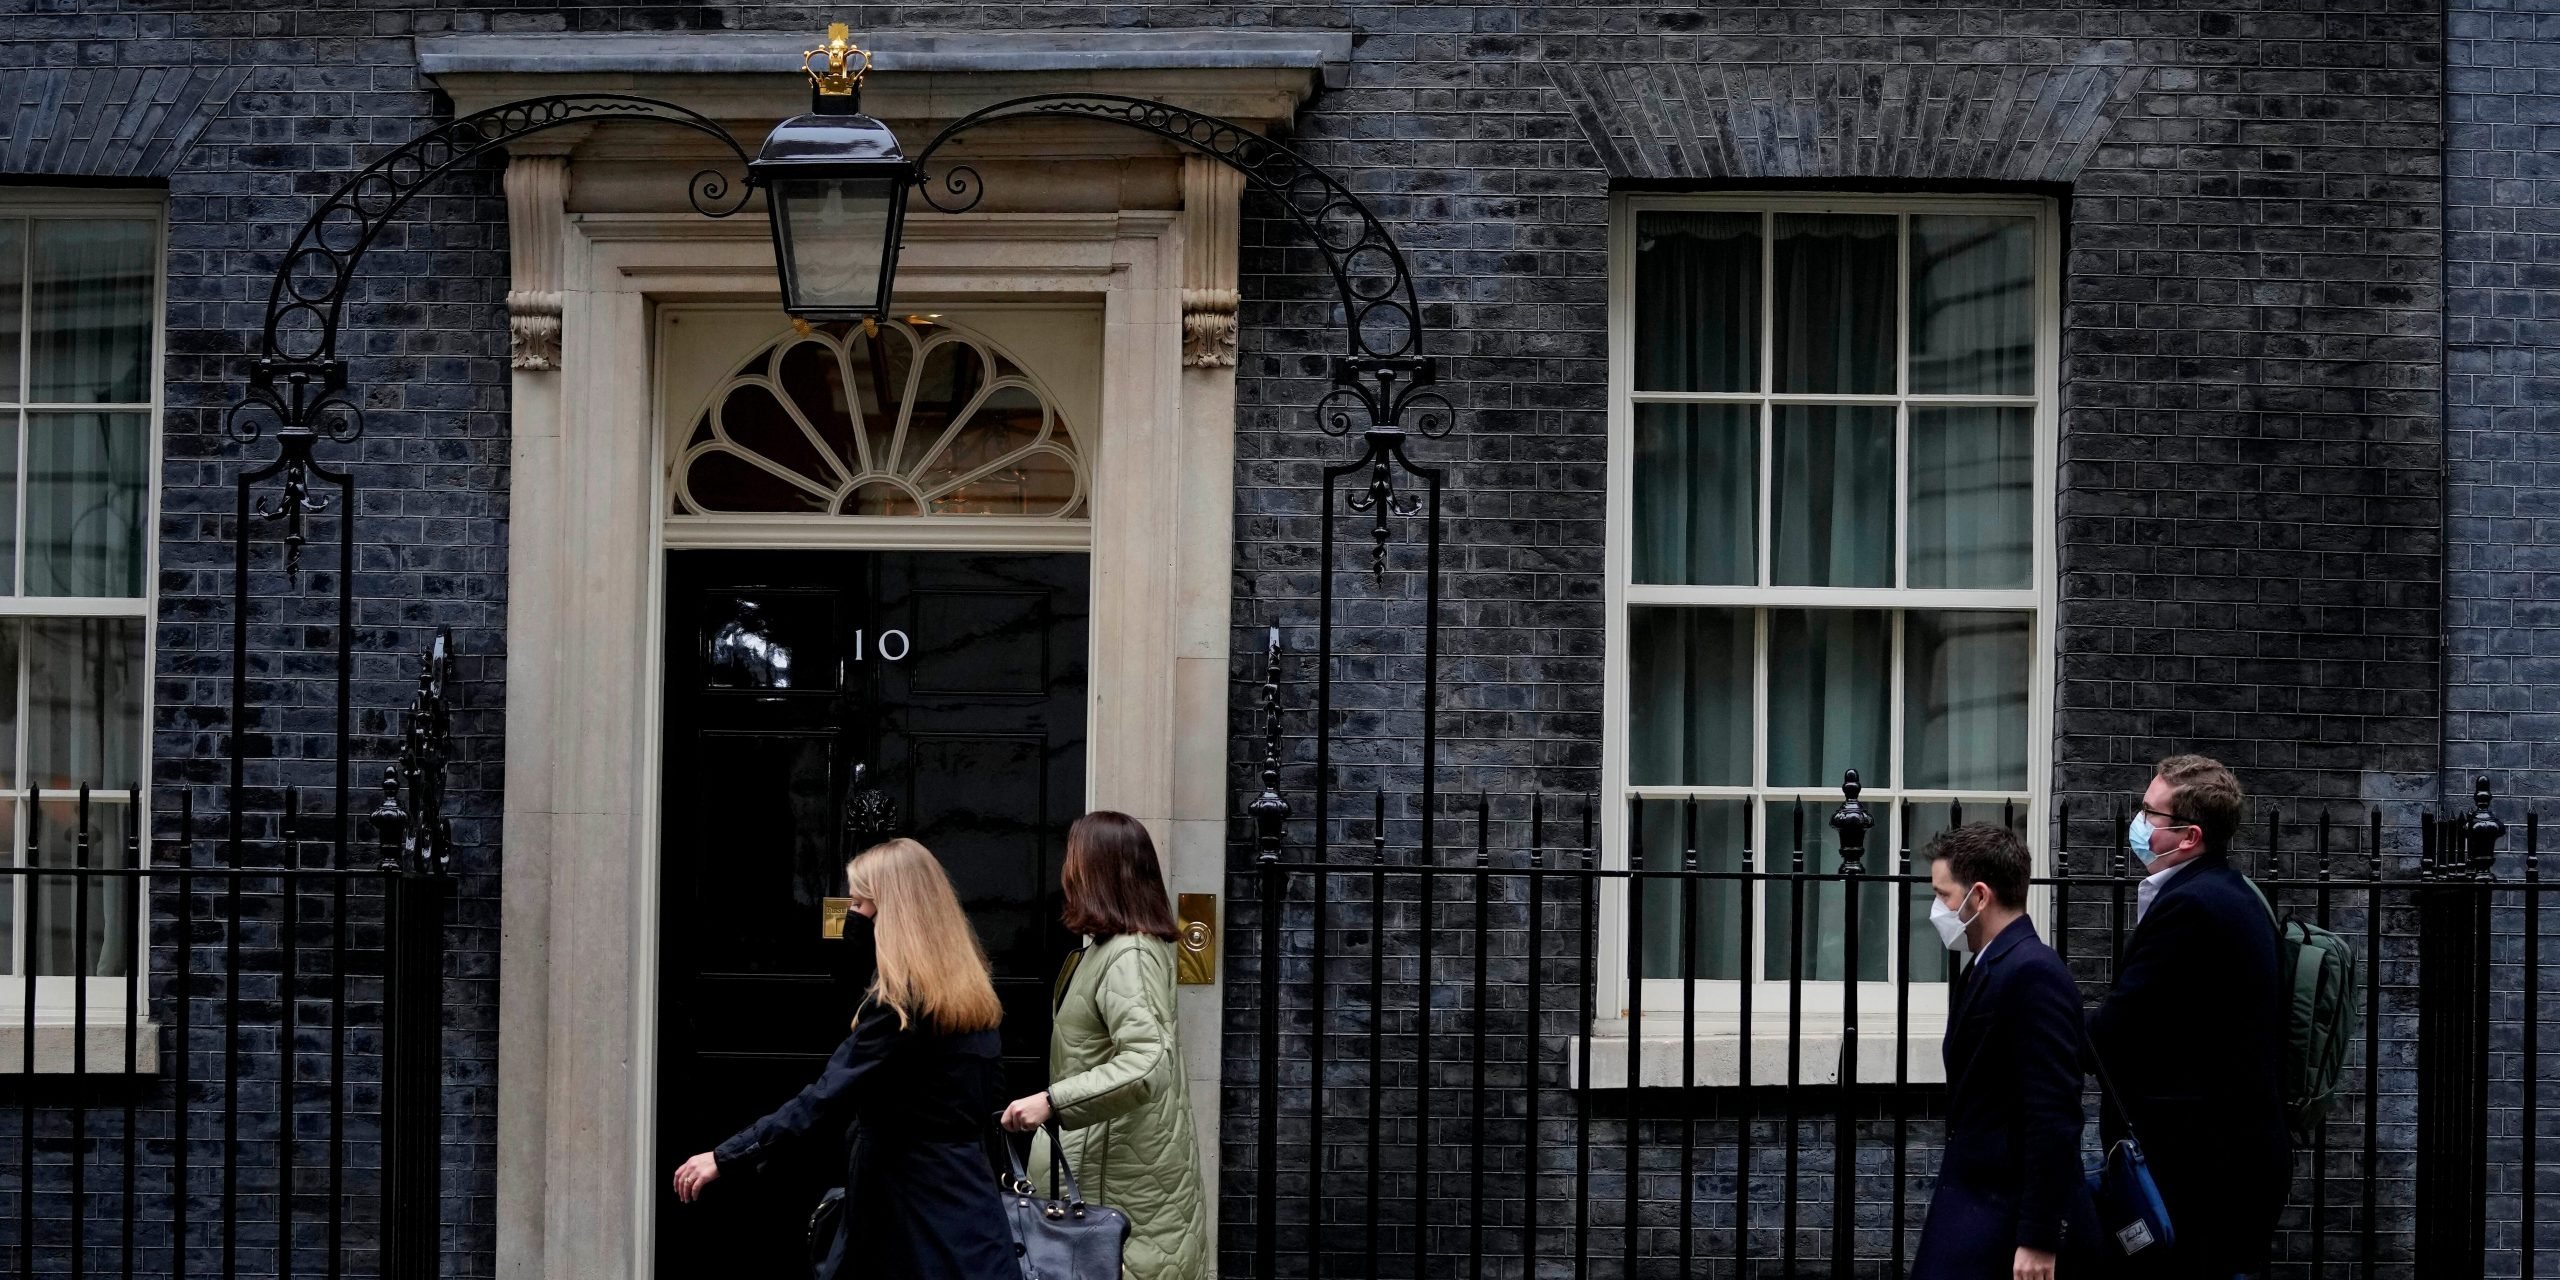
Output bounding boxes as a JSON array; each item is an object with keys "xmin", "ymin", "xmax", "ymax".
[
  {"xmin": 1626, "ymin": 607, "xmax": 1750, "ymax": 788},
  {"xmin": 1910, "ymin": 407, "xmax": 2033, "ymax": 589},
  {"xmin": 30, "ymin": 219, "xmax": 155, "ymax": 405},
  {"xmin": 26, "ymin": 411, "xmax": 148, "ymax": 597},
  {"xmin": 1633, "ymin": 404, "xmax": 1754, "ymax": 585},
  {"xmin": 1904, "ymin": 611, "xmax": 2031, "ymax": 791},
  {"xmin": 1910, "ymin": 216, "xmax": 2035, "ymax": 394}
]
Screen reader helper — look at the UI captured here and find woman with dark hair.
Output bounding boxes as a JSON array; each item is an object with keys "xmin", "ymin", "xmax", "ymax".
[{"xmin": 1000, "ymin": 811, "xmax": 1208, "ymax": 1279}]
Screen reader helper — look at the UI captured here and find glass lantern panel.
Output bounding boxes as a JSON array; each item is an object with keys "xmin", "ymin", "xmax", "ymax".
[{"xmin": 773, "ymin": 176, "xmax": 899, "ymax": 316}]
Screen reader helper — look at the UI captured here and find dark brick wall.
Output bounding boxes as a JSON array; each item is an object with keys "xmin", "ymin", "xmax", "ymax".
[
  {"xmin": 2, "ymin": 10, "xmax": 510, "ymax": 1278},
  {"xmin": 2444, "ymin": 0, "xmax": 2560, "ymax": 1270},
  {"xmin": 2446, "ymin": 1, "xmax": 2560, "ymax": 818},
  {"xmin": 0, "ymin": 2, "xmax": 2533, "ymax": 1279},
  {"xmin": 1217, "ymin": 3, "xmax": 2455, "ymax": 1279}
]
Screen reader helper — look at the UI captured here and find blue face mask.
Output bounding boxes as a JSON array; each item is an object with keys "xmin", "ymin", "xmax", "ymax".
[{"xmin": 2127, "ymin": 813, "xmax": 2157, "ymax": 865}]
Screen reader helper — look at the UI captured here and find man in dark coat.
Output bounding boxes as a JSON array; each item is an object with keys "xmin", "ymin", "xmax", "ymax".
[
  {"xmin": 2089, "ymin": 754, "xmax": 2291, "ymax": 1278},
  {"xmin": 1913, "ymin": 823, "xmax": 2098, "ymax": 1280}
]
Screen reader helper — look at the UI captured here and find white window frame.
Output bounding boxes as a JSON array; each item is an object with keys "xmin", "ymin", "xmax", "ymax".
[
  {"xmin": 1596, "ymin": 192, "xmax": 2059, "ymax": 1080},
  {"xmin": 0, "ymin": 188, "xmax": 166, "ymax": 1041}
]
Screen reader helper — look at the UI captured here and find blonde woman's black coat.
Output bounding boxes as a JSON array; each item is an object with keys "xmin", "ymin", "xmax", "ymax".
[{"xmin": 713, "ymin": 1000, "xmax": 1015, "ymax": 1280}]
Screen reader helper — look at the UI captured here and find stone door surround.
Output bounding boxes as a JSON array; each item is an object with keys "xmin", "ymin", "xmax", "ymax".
[{"xmin": 415, "ymin": 31, "xmax": 1337, "ymax": 1280}]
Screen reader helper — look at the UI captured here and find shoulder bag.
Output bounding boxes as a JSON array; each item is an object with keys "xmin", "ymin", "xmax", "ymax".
[
  {"xmin": 991, "ymin": 1117, "xmax": 1130, "ymax": 1280},
  {"xmin": 805, "ymin": 1186, "xmax": 845, "ymax": 1272},
  {"xmin": 2085, "ymin": 1042, "xmax": 2177, "ymax": 1263}
]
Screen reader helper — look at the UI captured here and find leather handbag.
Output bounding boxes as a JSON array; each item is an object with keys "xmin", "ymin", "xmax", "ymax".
[
  {"xmin": 2085, "ymin": 1044, "xmax": 2177, "ymax": 1263},
  {"xmin": 805, "ymin": 1186, "xmax": 845, "ymax": 1272},
  {"xmin": 992, "ymin": 1118, "xmax": 1130, "ymax": 1280}
]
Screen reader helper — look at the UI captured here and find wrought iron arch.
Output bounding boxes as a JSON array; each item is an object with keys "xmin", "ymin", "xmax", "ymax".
[
  {"xmin": 909, "ymin": 93, "xmax": 1453, "ymax": 449},
  {"xmin": 228, "ymin": 93, "xmax": 752, "ymax": 578}
]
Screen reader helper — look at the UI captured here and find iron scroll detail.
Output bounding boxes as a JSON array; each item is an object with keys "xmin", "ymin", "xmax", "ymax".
[
  {"xmin": 231, "ymin": 94, "xmax": 754, "ymax": 581},
  {"xmin": 907, "ymin": 93, "xmax": 1453, "ymax": 574},
  {"xmin": 373, "ymin": 627, "xmax": 458, "ymax": 875},
  {"xmin": 910, "ymin": 93, "xmax": 1433, "ymax": 370}
]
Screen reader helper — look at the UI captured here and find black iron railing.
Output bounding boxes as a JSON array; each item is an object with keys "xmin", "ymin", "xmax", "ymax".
[
  {"xmin": 0, "ymin": 787, "xmax": 450, "ymax": 1280},
  {"xmin": 1226, "ymin": 781, "xmax": 2551, "ymax": 1280},
  {"xmin": 0, "ymin": 613, "xmax": 456, "ymax": 1280}
]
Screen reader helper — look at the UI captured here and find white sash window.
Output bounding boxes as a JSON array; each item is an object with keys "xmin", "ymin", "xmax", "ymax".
[
  {"xmin": 0, "ymin": 190, "xmax": 163, "ymax": 1047},
  {"xmin": 1601, "ymin": 194, "xmax": 2057, "ymax": 1071}
]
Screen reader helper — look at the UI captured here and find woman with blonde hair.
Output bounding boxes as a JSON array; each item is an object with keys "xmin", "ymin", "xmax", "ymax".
[
  {"xmin": 1001, "ymin": 811, "xmax": 1208, "ymax": 1280},
  {"xmin": 674, "ymin": 838, "xmax": 1013, "ymax": 1280}
]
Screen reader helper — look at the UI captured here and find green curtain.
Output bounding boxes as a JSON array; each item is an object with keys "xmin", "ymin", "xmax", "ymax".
[
  {"xmin": 1633, "ymin": 211, "xmax": 1759, "ymax": 392},
  {"xmin": 1773, "ymin": 213, "xmax": 1895, "ymax": 394}
]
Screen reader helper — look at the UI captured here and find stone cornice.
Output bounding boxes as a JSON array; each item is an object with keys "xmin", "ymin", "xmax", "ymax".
[{"xmin": 418, "ymin": 30, "xmax": 1346, "ymax": 133}]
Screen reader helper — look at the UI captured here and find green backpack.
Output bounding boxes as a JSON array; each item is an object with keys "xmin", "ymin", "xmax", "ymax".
[{"xmin": 2242, "ymin": 878, "xmax": 2361, "ymax": 1142}]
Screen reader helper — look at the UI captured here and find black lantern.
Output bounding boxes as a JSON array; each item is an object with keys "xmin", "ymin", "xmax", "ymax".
[{"xmin": 750, "ymin": 27, "xmax": 916, "ymax": 321}]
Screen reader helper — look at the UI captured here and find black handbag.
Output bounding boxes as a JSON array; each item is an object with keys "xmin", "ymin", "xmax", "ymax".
[
  {"xmin": 992, "ymin": 1118, "xmax": 1130, "ymax": 1280},
  {"xmin": 806, "ymin": 1186, "xmax": 845, "ymax": 1272}
]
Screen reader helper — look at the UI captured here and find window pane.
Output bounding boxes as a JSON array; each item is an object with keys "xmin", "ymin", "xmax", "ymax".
[
  {"xmin": 29, "ymin": 219, "xmax": 155, "ymax": 405},
  {"xmin": 1632, "ymin": 403, "xmax": 1755, "ymax": 585},
  {"xmin": 1909, "ymin": 407, "xmax": 2033, "ymax": 588},
  {"xmin": 1904, "ymin": 611, "xmax": 2033, "ymax": 791},
  {"xmin": 0, "ymin": 413, "xmax": 17, "ymax": 594},
  {"xmin": 1627, "ymin": 607, "xmax": 1751, "ymax": 786},
  {"xmin": 1901, "ymin": 799, "xmax": 2031, "ymax": 984},
  {"xmin": 0, "ymin": 623, "xmax": 17, "ymax": 787},
  {"xmin": 30, "ymin": 798, "xmax": 132, "ymax": 977},
  {"xmin": 1765, "ymin": 609, "xmax": 1888, "ymax": 788},
  {"xmin": 1770, "ymin": 405, "xmax": 1893, "ymax": 587},
  {"xmin": 0, "ymin": 797, "xmax": 11, "ymax": 974},
  {"xmin": 1910, "ymin": 216, "xmax": 2035, "ymax": 395},
  {"xmin": 1634, "ymin": 797, "xmax": 1748, "ymax": 980},
  {"xmin": 25, "ymin": 618, "xmax": 145, "ymax": 790},
  {"xmin": 1762, "ymin": 799, "xmax": 1891, "ymax": 982},
  {"xmin": 1633, "ymin": 211, "xmax": 1760, "ymax": 392},
  {"xmin": 0, "ymin": 220, "xmax": 21, "ymax": 397},
  {"xmin": 1773, "ymin": 213, "xmax": 1896, "ymax": 394},
  {"xmin": 26, "ymin": 411, "xmax": 148, "ymax": 597}
]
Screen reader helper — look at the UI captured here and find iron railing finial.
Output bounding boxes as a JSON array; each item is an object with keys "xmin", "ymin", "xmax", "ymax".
[
  {"xmin": 1831, "ymin": 769, "xmax": 1874, "ymax": 874},
  {"xmin": 2463, "ymin": 775, "xmax": 2505, "ymax": 878},
  {"xmin": 1246, "ymin": 626, "xmax": 1289, "ymax": 863}
]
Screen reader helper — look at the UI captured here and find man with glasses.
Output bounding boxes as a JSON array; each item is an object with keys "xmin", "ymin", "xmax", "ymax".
[{"xmin": 2090, "ymin": 755, "xmax": 2291, "ymax": 1279}]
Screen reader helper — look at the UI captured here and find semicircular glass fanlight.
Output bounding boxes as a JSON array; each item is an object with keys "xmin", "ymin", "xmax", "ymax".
[{"xmin": 671, "ymin": 319, "xmax": 1087, "ymax": 519}]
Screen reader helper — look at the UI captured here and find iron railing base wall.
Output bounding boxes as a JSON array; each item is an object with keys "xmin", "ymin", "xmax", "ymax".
[{"xmin": 1225, "ymin": 785, "xmax": 2551, "ymax": 1280}]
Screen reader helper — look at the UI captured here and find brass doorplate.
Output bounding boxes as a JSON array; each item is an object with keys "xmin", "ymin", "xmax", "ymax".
[
  {"xmin": 821, "ymin": 897, "xmax": 852, "ymax": 940},
  {"xmin": 1175, "ymin": 893, "xmax": 1217, "ymax": 985}
]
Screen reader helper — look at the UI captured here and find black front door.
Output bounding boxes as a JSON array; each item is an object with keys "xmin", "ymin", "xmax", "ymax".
[{"xmin": 654, "ymin": 548, "xmax": 1088, "ymax": 1278}]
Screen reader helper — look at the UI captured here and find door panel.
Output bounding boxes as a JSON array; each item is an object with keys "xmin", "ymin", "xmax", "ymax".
[{"xmin": 655, "ymin": 549, "xmax": 1088, "ymax": 1279}]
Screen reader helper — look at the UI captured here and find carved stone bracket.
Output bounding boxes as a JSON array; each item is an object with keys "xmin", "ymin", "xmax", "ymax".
[
  {"xmin": 503, "ymin": 153, "xmax": 569, "ymax": 371},
  {"xmin": 1180, "ymin": 154, "xmax": 1242, "ymax": 368}
]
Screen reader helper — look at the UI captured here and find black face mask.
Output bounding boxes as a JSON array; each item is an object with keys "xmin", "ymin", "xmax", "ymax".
[{"xmin": 835, "ymin": 909, "xmax": 878, "ymax": 1014}]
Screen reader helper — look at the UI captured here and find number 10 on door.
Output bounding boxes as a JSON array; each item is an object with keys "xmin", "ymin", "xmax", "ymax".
[{"xmin": 854, "ymin": 629, "xmax": 911, "ymax": 662}]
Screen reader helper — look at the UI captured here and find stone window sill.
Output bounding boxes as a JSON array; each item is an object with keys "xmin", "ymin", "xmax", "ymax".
[
  {"xmin": 0, "ymin": 1021, "xmax": 161, "ymax": 1075},
  {"xmin": 1567, "ymin": 1027, "xmax": 1948, "ymax": 1089}
]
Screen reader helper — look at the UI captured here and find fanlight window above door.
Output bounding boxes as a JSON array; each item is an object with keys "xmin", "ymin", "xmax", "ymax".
[{"xmin": 672, "ymin": 320, "xmax": 1086, "ymax": 519}]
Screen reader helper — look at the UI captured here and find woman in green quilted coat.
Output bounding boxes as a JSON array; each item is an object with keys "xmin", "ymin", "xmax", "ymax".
[{"xmin": 1000, "ymin": 812, "xmax": 1209, "ymax": 1279}]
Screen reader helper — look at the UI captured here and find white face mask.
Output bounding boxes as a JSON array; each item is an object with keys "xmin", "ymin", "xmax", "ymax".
[{"xmin": 1929, "ymin": 885, "xmax": 1983, "ymax": 955}]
